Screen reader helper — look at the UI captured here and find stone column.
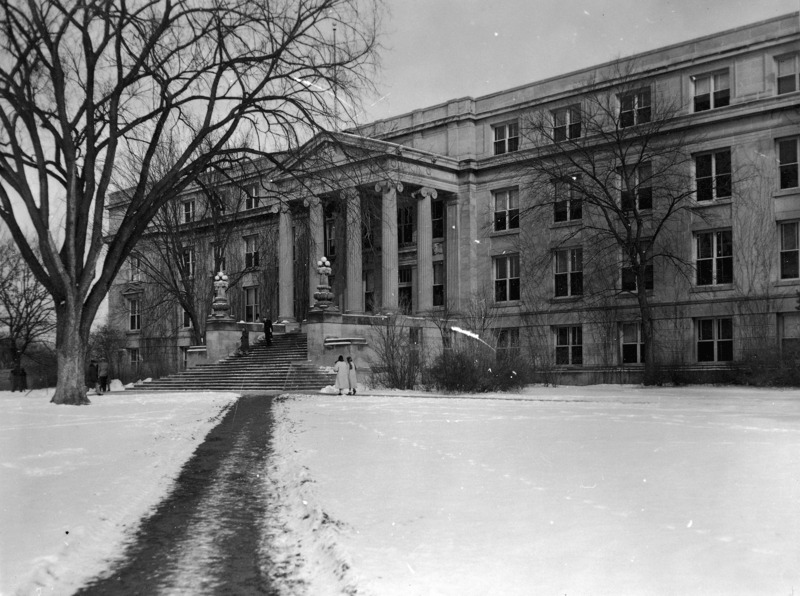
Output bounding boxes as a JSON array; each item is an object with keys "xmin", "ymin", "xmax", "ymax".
[
  {"xmin": 446, "ymin": 199, "xmax": 459, "ymax": 311},
  {"xmin": 343, "ymin": 188, "xmax": 364, "ymax": 313},
  {"xmin": 278, "ymin": 205, "xmax": 296, "ymax": 325},
  {"xmin": 376, "ymin": 181, "xmax": 402, "ymax": 313},
  {"xmin": 416, "ymin": 187, "xmax": 437, "ymax": 313},
  {"xmin": 307, "ymin": 197, "xmax": 324, "ymax": 307}
]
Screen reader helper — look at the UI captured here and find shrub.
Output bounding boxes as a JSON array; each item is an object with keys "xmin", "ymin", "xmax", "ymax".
[{"xmin": 426, "ymin": 349, "xmax": 529, "ymax": 393}]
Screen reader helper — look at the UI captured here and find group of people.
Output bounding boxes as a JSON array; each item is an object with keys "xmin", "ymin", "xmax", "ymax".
[
  {"xmin": 86, "ymin": 358, "xmax": 110, "ymax": 395},
  {"xmin": 333, "ymin": 355, "xmax": 358, "ymax": 395},
  {"xmin": 8, "ymin": 365, "xmax": 27, "ymax": 392}
]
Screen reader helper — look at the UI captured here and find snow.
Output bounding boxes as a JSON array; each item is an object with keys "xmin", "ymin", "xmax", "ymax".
[
  {"xmin": 265, "ymin": 386, "xmax": 800, "ymax": 595},
  {"xmin": 0, "ymin": 388, "xmax": 238, "ymax": 596},
  {"xmin": 2, "ymin": 384, "xmax": 800, "ymax": 596}
]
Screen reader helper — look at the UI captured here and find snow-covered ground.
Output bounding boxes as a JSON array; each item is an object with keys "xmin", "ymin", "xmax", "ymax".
[
  {"xmin": 0, "ymin": 388, "xmax": 238, "ymax": 596},
  {"xmin": 266, "ymin": 386, "xmax": 800, "ymax": 596}
]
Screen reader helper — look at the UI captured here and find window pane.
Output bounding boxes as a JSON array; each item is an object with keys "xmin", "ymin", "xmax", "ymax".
[
  {"xmin": 717, "ymin": 231, "xmax": 732, "ymax": 257},
  {"xmin": 717, "ymin": 318, "xmax": 733, "ymax": 340},
  {"xmin": 779, "ymin": 139, "xmax": 797, "ymax": 165},
  {"xmin": 698, "ymin": 341, "xmax": 715, "ymax": 362},
  {"xmin": 781, "ymin": 251, "xmax": 799, "ymax": 279},
  {"xmin": 495, "ymin": 280, "xmax": 507, "ymax": 302},
  {"xmin": 699, "ymin": 319, "xmax": 714, "ymax": 341},
  {"xmin": 555, "ymin": 251, "xmax": 567, "ymax": 273},
  {"xmin": 571, "ymin": 249, "xmax": 582, "ymax": 271},
  {"xmin": 509, "ymin": 278, "xmax": 520, "ymax": 301},
  {"xmin": 717, "ymin": 340, "xmax": 733, "ymax": 361},
  {"xmin": 697, "ymin": 234, "xmax": 712, "ymax": 258},
  {"xmin": 622, "ymin": 323, "xmax": 638, "ymax": 343},
  {"xmin": 622, "ymin": 344, "xmax": 639, "ymax": 364},
  {"xmin": 508, "ymin": 189, "xmax": 519, "ymax": 209},
  {"xmin": 496, "ymin": 258, "xmax": 507, "ymax": 279},
  {"xmin": 782, "ymin": 222, "xmax": 798, "ymax": 250},
  {"xmin": 509, "ymin": 255, "xmax": 520, "ymax": 277},
  {"xmin": 554, "ymin": 201, "xmax": 567, "ymax": 222},
  {"xmin": 695, "ymin": 76, "xmax": 710, "ymax": 96},
  {"xmin": 557, "ymin": 327, "xmax": 569, "ymax": 345}
]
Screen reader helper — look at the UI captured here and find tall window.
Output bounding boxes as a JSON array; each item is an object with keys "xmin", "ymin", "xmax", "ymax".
[
  {"xmin": 128, "ymin": 298, "xmax": 141, "ymax": 331},
  {"xmin": 619, "ymin": 88, "xmax": 651, "ymax": 127},
  {"xmin": 244, "ymin": 236, "xmax": 259, "ymax": 268},
  {"xmin": 432, "ymin": 200, "xmax": 444, "ymax": 238},
  {"xmin": 182, "ymin": 307, "xmax": 192, "ymax": 329},
  {"xmin": 182, "ymin": 199, "xmax": 196, "ymax": 223},
  {"xmin": 244, "ymin": 286, "xmax": 259, "ymax": 322},
  {"xmin": 695, "ymin": 149, "xmax": 732, "ymax": 201},
  {"xmin": 244, "ymin": 184, "xmax": 260, "ymax": 210},
  {"xmin": 494, "ymin": 254, "xmax": 520, "ymax": 302},
  {"xmin": 398, "ymin": 267, "xmax": 413, "ymax": 313},
  {"xmin": 777, "ymin": 55, "xmax": 798, "ymax": 95},
  {"xmin": 433, "ymin": 262, "xmax": 444, "ymax": 307},
  {"xmin": 493, "ymin": 188, "xmax": 519, "ymax": 232},
  {"xmin": 555, "ymin": 326, "xmax": 582, "ymax": 365},
  {"xmin": 778, "ymin": 138, "xmax": 799, "ymax": 190},
  {"xmin": 621, "ymin": 322, "xmax": 645, "ymax": 364},
  {"xmin": 182, "ymin": 248, "xmax": 195, "ymax": 278},
  {"xmin": 621, "ymin": 243, "xmax": 654, "ymax": 292},
  {"xmin": 128, "ymin": 255, "xmax": 141, "ymax": 282},
  {"xmin": 693, "ymin": 71, "xmax": 730, "ymax": 111},
  {"xmin": 780, "ymin": 222, "xmax": 799, "ymax": 279},
  {"xmin": 128, "ymin": 348, "xmax": 141, "ymax": 368},
  {"xmin": 697, "ymin": 318, "xmax": 733, "ymax": 362},
  {"xmin": 493, "ymin": 122, "xmax": 519, "ymax": 155},
  {"xmin": 552, "ymin": 105, "xmax": 581, "ymax": 141},
  {"xmin": 620, "ymin": 162, "xmax": 652, "ymax": 211},
  {"xmin": 554, "ymin": 248, "xmax": 583, "ymax": 297},
  {"xmin": 554, "ymin": 177, "xmax": 582, "ymax": 223},
  {"xmin": 325, "ymin": 219, "xmax": 336, "ymax": 257},
  {"xmin": 398, "ymin": 206, "xmax": 415, "ymax": 247},
  {"xmin": 696, "ymin": 230, "xmax": 733, "ymax": 286},
  {"xmin": 496, "ymin": 328, "xmax": 520, "ymax": 357},
  {"xmin": 780, "ymin": 312, "xmax": 800, "ymax": 356}
]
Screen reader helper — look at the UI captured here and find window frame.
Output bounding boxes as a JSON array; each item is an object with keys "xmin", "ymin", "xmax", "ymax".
[
  {"xmin": 553, "ymin": 176, "xmax": 583, "ymax": 223},
  {"xmin": 695, "ymin": 149, "xmax": 732, "ymax": 202},
  {"xmin": 182, "ymin": 307, "xmax": 193, "ymax": 329},
  {"xmin": 432, "ymin": 261, "xmax": 445, "ymax": 307},
  {"xmin": 621, "ymin": 242, "xmax": 654, "ymax": 293},
  {"xmin": 128, "ymin": 348, "xmax": 141, "ymax": 367},
  {"xmin": 182, "ymin": 199, "xmax": 196, "ymax": 224},
  {"xmin": 552, "ymin": 105, "xmax": 581, "ymax": 141},
  {"xmin": 244, "ymin": 286, "xmax": 260, "ymax": 322},
  {"xmin": 776, "ymin": 54, "xmax": 799, "ymax": 95},
  {"xmin": 692, "ymin": 70, "xmax": 731, "ymax": 112},
  {"xmin": 778, "ymin": 137, "xmax": 799, "ymax": 190},
  {"xmin": 128, "ymin": 297, "xmax": 141, "ymax": 331},
  {"xmin": 555, "ymin": 325, "xmax": 583, "ymax": 365},
  {"xmin": 619, "ymin": 88, "xmax": 651, "ymax": 128},
  {"xmin": 780, "ymin": 221, "xmax": 800, "ymax": 280},
  {"xmin": 244, "ymin": 184, "xmax": 260, "ymax": 210},
  {"xmin": 181, "ymin": 247, "xmax": 195, "ymax": 278},
  {"xmin": 493, "ymin": 121, "xmax": 520, "ymax": 155},
  {"xmin": 493, "ymin": 188, "xmax": 520, "ymax": 232},
  {"xmin": 496, "ymin": 327, "xmax": 520, "ymax": 357},
  {"xmin": 494, "ymin": 254, "xmax": 521, "ymax": 303},
  {"xmin": 432, "ymin": 200, "xmax": 444, "ymax": 239},
  {"xmin": 128, "ymin": 255, "xmax": 141, "ymax": 282},
  {"xmin": 619, "ymin": 162, "xmax": 653, "ymax": 212},
  {"xmin": 621, "ymin": 322, "xmax": 646, "ymax": 364},
  {"xmin": 697, "ymin": 317, "xmax": 733, "ymax": 362},
  {"xmin": 695, "ymin": 230, "xmax": 733, "ymax": 286},
  {"xmin": 397, "ymin": 205, "xmax": 415, "ymax": 247},
  {"xmin": 244, "ymin": 236, "xmax": 260, "ymax": 269},
  {"xmin": 554, "ymin": 247, "xmax": 583, "ymax": 298}
]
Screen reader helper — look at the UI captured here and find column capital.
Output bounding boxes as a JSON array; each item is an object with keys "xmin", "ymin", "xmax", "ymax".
[
  {"xmin": 339, "ymin": 187, "xmax": 360, "ymax": 201},
  {"xmin": 415, "ymin": 186, "xmax": 438, "ymax": 200},
  {"xmin": 375, "ymin": 180, "xmax": 403, "ymax": 194},
  {"xmin": 303, "ymin": 195, "xmax": 321, "ymax": 208}
]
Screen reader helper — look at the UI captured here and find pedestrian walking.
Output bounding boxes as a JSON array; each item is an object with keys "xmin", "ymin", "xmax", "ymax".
[
  {"xmin": 263, "ymin": 315, "xmax": 273, "ymax": 345},
  {"xmin": 86, "ymin": 359, "xmax": 99, "ymax": 395},
  {"xmin": 333, "ymin": 355, "xmax": 348, "ymax": 395},
  {"xmin": 347, "ymin": 356, "xmax": 358, "ymax": 395},
  {"xmin": 98, "ymin": 359, "xmax": 109, "ymax": 394}
]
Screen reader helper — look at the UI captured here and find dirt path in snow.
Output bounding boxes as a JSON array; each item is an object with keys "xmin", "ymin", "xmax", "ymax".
[{"xmin": 75, "ymin": 393, "xmax": 279, "ymax": 595}]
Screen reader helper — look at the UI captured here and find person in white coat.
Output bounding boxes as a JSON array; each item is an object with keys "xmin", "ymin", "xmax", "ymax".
[{"xmin": 333, "ymin": 355, "xmax": 348, "ymax": 395}]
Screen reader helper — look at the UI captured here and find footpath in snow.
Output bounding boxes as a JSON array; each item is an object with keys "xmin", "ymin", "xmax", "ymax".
[{"xmin": 265, "ymin": 386, "xmax": 800, "ymax": 596}]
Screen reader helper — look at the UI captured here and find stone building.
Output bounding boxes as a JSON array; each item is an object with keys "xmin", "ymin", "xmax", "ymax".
[{"xmin": 108, "ymin": 12, "xmax": 800, "ymax": 383}]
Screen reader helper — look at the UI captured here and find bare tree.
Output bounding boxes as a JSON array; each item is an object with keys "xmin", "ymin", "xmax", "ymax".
[
  {"xmin": 518, "ymin": 60, "xmax": 699, "ymax": 384},
  {"xmin": 0, "ymin": 237, "xmax": 56, "ymax": 365},
  {"xmin": 0, "ymin": 0, "xmax": 381, "ymax": 403}
]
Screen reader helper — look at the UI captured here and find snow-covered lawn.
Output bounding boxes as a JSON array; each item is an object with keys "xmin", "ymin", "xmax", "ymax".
[
  {"xmin": 0, "ymin": 388, "xmax": 238, "ymax": 596},
  {"xmin": 267, "ymin": 386, "xmax": 800, "ymax": 596}
]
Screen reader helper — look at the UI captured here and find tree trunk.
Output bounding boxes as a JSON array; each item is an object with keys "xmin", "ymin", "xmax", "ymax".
[
  {"xmin": 50, "ymin": 304, "xmax": 91, "ymax": 405},
  {"xmin": 639, "ymin": 295, "xmax": 657, "ymax": 386}
]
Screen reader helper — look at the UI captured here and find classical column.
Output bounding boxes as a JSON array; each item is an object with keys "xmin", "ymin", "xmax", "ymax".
[
  {"xmin": 416, "ymin": 187, "xmax": 437, "ymax": 312},
  {"xmin": 376, "ymin": 180, "xmax": 402, "ymax": 313},
  {"xmin": 343, "ymin": 188, "xmax": 364, "ymax": 313},
  {"xmin": 446, "ymin": 199, "xmax": 459, "ymax": 311},
  {"xmin": 278, "ymin": 205, "xmax": 296, "ymax": 325},
  {"xmin": 307, "ymin": 197, "xmax": 324, "ymax": 307}
]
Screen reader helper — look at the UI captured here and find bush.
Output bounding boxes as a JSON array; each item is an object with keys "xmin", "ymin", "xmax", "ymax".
[{"xmin": 426, "ymin": 349, "xmax": 529, "ymax": 393}]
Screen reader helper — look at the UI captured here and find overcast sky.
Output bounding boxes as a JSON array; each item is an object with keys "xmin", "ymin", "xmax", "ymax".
[{"xmin": 361, "ymin": 0, "xmax": 800, "ymax": 123}]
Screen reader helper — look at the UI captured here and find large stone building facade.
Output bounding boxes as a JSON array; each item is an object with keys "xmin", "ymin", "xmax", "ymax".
[{"xmin": 108, "ymin": 13, "xmax": 800, "ymax": 383}]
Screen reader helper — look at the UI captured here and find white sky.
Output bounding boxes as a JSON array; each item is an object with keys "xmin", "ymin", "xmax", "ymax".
[{"xmin": 362, "ymin": 0, "xmax": 800, "ymax": 122}]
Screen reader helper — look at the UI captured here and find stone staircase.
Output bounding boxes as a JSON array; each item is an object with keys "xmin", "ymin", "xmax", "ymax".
[{"xmin": 127, "ymin": 333, "xmax": 334, "ymax": 393}]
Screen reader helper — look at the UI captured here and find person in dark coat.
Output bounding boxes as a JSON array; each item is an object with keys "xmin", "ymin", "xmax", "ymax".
[
  {"xmin": 346, "ymin": 356, "xmax": 358, "ymax": 395},
  {"xmin": 263, "ymin": 315, "xmax": 273, "ymax": 345},
  {"xmin": 86, "ymin": 360, "xmax": 99, "ymax": 395},
  {"xmin": 98, "ymin": 359, "xmax": 109, "ymax": 394}
]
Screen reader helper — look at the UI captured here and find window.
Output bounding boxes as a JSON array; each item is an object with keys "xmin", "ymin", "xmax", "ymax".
[
  {"xmin": 778, "ymin": 138, "xmax": 799, "ymax": 190},
  {"xmin": 620, "ymin": 162, "xmax": 652, "ymax": 211},
  {"xmin": 493, "ymin": 122, "xmax": 519, "ymax": 155},
  {"xmin": 244, "ymin": 286, "xmax": 259, "ymax": 322},
  {"xmin": 432, "ymin": 200, "xmax": 444, "ymax": 239},
  {"xmin": 777, "ymin": 55, "xmax": 798, "ymax": 95},
  {"xmin": 128, "ymin": 298, "xmax": 141, "ymax": 331},
  {"xmin": 621, "ymin": 243, "xmax": 654, "ymax": 292},
  {"xmin": 244, "ymin": 236, "xmax": 259, "ymax": 268},
  {"xmin": 693, "ymin": 71, "xmax": 730, "ymax": 112},
  {"xmin": 398, "ymin": 267, "xmax": 413, "ymax": 313},
  {"xmin": 619, "ymin": 88, "xmax": 651, "ymax": 127},
  {"xmin": 780, "ymin": 222, "xmax": 799, "ymax": 279},
  {"xmin": 494, "ymin": 254, "xmax": 520, "ymax": 302},
  {"xmin": 553, "ymin": 105, "xmax": 581, "ymax": 141},
  {"xmin": 493, "ymin": 188, "xmax": 519, "ymax": 232},
  {"xmin": 433, "ymin": 262, "xmax": 445, "ymax": 307},
  {"xmin": 182, "ymin": 248, "xmax": 195, "ymax": 277},
  {"xmin": 696, "ymin": 230, "xmax": 733, "ymax": 286},
  {"xmin": 496, "ymin": 328, "xmax": 520, "ymax": 357},
  {"xmin": 182, "ymin": 307, "xmax": 192, "ymax": 329},
  {"xmin": 182, "ymin": 199, "xmax": 196, "ymax": 223},
  {"xmin": 780, "ymin": 312, "xmax": 800, "ymax": 356},
  {"xmin": 245, "ymin": 184, "xmax": 260, "ymax": 210},
  {"xmin": 398, "ymin": 206, "xmax": 415, "ymax": 247},
  {"xmin": 325, "ymin": 219, "xmax": 336, "ymax": 257},
  {"xmin": 553, "ymin": 177, "xmax": 582, "ymax": 223},
  {"xmin": 695, "ymin": 149, "xmax": 732, "ymax": 201},
  {"xmin": 697, "ymin": 318, "xmax": 733, "ymax": 362},
  {"xmin": 555, "ymin": 326, "xmax": 582, "ymax": 365},
  {"xmin": 128, "ymin": 348, "xmax": 141, "ymax": 367},
  {"xmin": 554, "ymin": 248, "xmax": 583, "ymax": 297},
  {"xmin": 621, "ymin": 322, "xmax": 645, "ymax": 364},
  {"xmin": 128, "ymin": 255, "xmax": 141, "ymax": 282}
]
